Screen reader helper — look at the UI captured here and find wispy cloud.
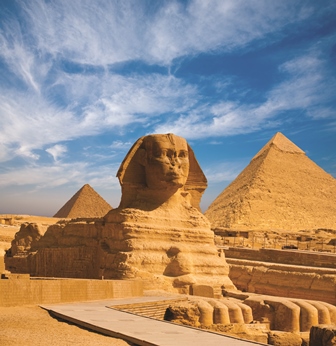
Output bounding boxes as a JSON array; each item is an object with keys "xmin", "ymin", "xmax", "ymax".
[
  {"xmin": 0, "ymin": 73, "xmax": 198, "ymax": 161},
  {"xmin": 46, "ymin": 144, "xmax": 67, "ymax": 161},
  {"xmin": 204, "ymin": 160, "xmax": 248, "ymax": 184},
  {"xmin": 0, "ymin": 160, "xmax": 120, "ymax": 191},
  {"xmin": 1, "ymin": 0, "xmax": 332, "ymax": 161},
  {"xmin": 154, "ymin": 48, "xmax": 336, "ymax": 139},
  {"xmin": 149, "ymin": 0, "xmax": 313, "ymax": 63},
  {"xmin": 7, "ymin": 0, "xmax": 315, "ymax": 67}
]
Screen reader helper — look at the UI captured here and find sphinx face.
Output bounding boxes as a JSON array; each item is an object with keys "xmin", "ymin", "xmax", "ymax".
[{"xmin": 143, "ymin": 134, "xmax": 189, "ymax": 190}]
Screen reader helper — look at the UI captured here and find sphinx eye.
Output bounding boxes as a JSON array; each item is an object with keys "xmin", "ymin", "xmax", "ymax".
[
  {"xmin": 166, "ymin": 149, "xmax": 174, "ymax": 158},
  {"xmin": 153, "ymin": 148, "xmax": 166, "ymax": 157},
  {"xmin": 178, "ymin": 151, "xmax": 188, "ymax": 158}
]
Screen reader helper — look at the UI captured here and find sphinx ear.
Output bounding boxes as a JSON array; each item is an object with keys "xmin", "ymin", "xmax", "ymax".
[{"xmin": 137, "ymin": 148, "xmax": 147, "ymax": 167}]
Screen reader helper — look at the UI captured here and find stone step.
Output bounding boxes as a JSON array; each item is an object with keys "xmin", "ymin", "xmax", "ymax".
[{"xmin": 112, "ymin": 298, "xmax": 188, "ymax": 320}]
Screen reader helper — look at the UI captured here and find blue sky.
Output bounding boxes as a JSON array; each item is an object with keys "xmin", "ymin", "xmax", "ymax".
[{"xmin": 0, "ymin": 0, "xmax": 335, "ymax": 216}]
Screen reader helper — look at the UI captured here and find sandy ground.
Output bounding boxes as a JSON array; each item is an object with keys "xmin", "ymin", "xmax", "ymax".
[
  {"xmin": 0, "ymin": 305, "xmax": 134, "ymax": 346},
  {"xmin": 0, "ymin": 216, "xmax": 135, "ymax": 345}
]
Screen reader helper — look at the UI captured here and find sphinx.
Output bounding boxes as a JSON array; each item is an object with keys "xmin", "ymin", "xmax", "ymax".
[
  {"xmin": 102, "ymin": 133, "xmax": 234, "ymax": 292},
  {"xmin": 6, "ymin": 134, "xmax": 235, "ymax": 293}
]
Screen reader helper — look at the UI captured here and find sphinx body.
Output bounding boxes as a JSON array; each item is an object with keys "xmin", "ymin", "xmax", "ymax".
[{"xmin": 101, "ymin": 134, "xmax": 234, "ymax": 291}]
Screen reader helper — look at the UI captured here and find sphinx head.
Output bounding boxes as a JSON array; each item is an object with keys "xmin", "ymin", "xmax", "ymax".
[
  {"xmin": 116, "ymin": 133, "xmax": 207, "ymax": 209},
  {"xmin": 139, "ymin": 134, "xmax": 189, "ymax": 190}
]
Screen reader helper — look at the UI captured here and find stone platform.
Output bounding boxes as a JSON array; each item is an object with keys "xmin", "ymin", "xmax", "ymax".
[{"xmin": 41, "ymin": 296, "xmax": 266, "ymax": 346}]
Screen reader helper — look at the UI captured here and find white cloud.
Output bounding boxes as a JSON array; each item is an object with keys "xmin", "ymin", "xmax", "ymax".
[
  {"xmin": 15, "ymin": 146, "xmax": 40, "ymax": 161},
  {"xmin": 0, "ymin": 0, "xmax": 332, "ymax": 160},
  {"xmin": 2, "ymin": 0, "xmax": 317, "ymax": 67},
  {"xmin": 204, "ymin": 160, "xmax": 247, "ymax": 184},
  {"xmin": 154, "ymin": 50, "xmax": 336, "ymax": 139},
  {"xmin": 0, "ymin": 73, "xmax": 198, "ymax": 161},
  {"xmin": 148, "ymin": 0, "xmax": 316, "ymax": 64},
  {"xmin": 110, "ymin": 140, "xmax": 133, "ymax": 150},
  {"xmin": 0, "ymin": 160, "xmax": 120, "ymax": 191},
  {"xmin": 0, "ymin": 163, "xmax": 80, "ymax": 188},
  {"xmin": 257, "ymin": 53, "xmax": 335, "ymax": 119},
  {"xmin": 0, "ymin": 91, "xmax": 78, "ymax": 161},
  {"xmin": 153, "ymin": 102, "xmax": 264, "ymax": 139},
  {"xmin": 46, "ymin": 144, "xmax": 67, "ymax": 161}
]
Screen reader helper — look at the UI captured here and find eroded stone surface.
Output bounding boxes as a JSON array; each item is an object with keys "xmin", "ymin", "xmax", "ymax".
[
  {"xmin": 228, "ymin": 261, "xmax": 336, "ymax": 305},
  {"xmin": 309, "ymin": 325, "xmax": 336, "ymax": 346},
  {"xmin": 268, "ymin": 331, "xmax": 303, "ymax": 346},
  {"xmin": 100, "ymin": 134, "xmax": 233, "ymax": 290}
]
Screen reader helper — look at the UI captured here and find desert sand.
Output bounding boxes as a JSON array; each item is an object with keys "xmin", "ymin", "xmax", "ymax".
[
  {"xmin": 0, "ymin": 216, "xmax": 130, "ymax": 346},
  {"xmin": 0, "ymin": 305, "xmax": 133, "ymax": 346}
]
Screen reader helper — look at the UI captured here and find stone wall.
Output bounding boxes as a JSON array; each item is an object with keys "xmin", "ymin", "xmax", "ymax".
[
  {"xmin": 227, "ymin": 259, "xmax": 336, "ymax": 305},
  {"xmin": 224, "ymin": 247, "xmax": 336, "ymax": 269},
  {"xmin": 0, "ymin": 276, "xmax": 143, "ymax": 307}
]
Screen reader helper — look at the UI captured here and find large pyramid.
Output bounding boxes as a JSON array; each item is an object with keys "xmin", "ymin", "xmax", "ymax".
[
  {"xmin": 205, "ymin": 132, "xmax": 336, "ymax": 231},
  {"xmin": 54, "ymin": 184, "xmax": 112, "ymax": 218}
]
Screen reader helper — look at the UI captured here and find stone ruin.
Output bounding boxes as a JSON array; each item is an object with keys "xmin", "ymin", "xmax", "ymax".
[{"xmin": 5, "ymin": 133, "xmax": 336, "ymax": 344}]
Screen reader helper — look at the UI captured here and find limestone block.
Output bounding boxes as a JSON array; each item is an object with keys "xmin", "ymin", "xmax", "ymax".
[
  {"xmin": 303, "ymin": 301, "xmax": 331, "ymax": 325},
  {"xmin": 309, "ymin": 324, "xmax": 336, "ymax": 346},
  {"xmin": 165, "ymin": 300, "xmax": 201, "ymax": 327},
  {"xmin": 268, "ymin": 331, "xmax": 303, "ymax": 346},
  {"xmin": 244, "ymin": 296, "xmax": 300, "ymax": 333},
  {"xmin": 319, "ymin": 302, "xmax": 336, "ymax": 324},
  {"xmin": 264, "ymin": 299, "xmax": 300, "ymax": 333},
  {"xmin": 219, "ymin": 300, "xmax": 245, "ymax": 323},
  {"xmin": 235, "ymin": 301, "xmax": 253, "ymax": 324},
  {"xmin": 196, "ymin": 299, "xmax": 214, "ymax": 326},
  {"xmin": 243, "ymin": 296, "xmax": 275, "ymax": 328},
  {"xmin": 291, "ymin": 300, "xmax": 319, "ymax": 332},
  {"xmin": 207, "ymin": 300, "xmax": 230, "ymax": 325},
  {"xmin": 229, "ymin": 262, "xmax": 336, "ymax": 305},
  {"xmin": 192, "ymin": 284, "xmax": 214, "ymax": 298}
]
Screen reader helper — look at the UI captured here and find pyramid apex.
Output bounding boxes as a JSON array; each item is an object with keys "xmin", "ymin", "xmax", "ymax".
[
  {"xmin": 252, "ymin": 132, "xmax": 304, "ymax": 160},
  {"xmin": 53, "ymin": 184, "xmax": 112, "ymax": 218}
]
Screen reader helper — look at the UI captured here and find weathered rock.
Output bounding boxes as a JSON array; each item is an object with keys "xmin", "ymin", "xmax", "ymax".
[
  {"xmin": 243, "ymin": 294, "xmax": 336, "ymax": 334},
  {"xmin": 96, "ymin": 134, "xmax": 234, "ymax": 291},
  {"xmin": 209, "ymin": 323, "xmax": 269, "ymax": 344},
  {"xmin": 309, "ymin": 324, "xmax": 336, "ymax": 346},
  {"xmin": 205, "ymin": 132, "xmax": 336, "ymax": 231},
  {"xmin": 165, "ymin": 300, "xmax": 201, "ymax": 326},
  {"xmin": 268, "ymin": 330, "xmax": 303, "ymax": 346},
  {"xmin": 9, "ymin": 223, "xmax": 45, "ymax": 256},
  {"xmin": 228, "ymin": 261, "xmax": 336, "ymax": 305}
]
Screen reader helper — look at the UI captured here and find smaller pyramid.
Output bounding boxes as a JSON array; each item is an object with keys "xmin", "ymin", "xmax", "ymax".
[{"xmin": 54, "ymin": 184, "xmax": 112, "ymax": 218}]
